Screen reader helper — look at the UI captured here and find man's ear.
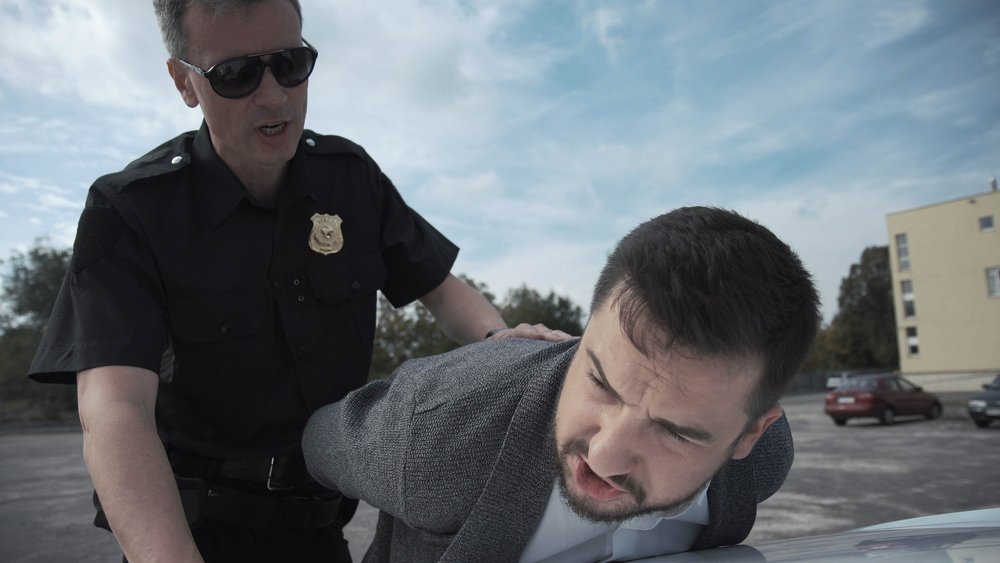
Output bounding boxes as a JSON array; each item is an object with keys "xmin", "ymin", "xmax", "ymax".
[
  {"xmin": 731, "ymin": 404, "xmax": 783, "ymax": 460},
  {"xmin": 166, "ymin": 58, "xmax": 200, "ymax": 108}
]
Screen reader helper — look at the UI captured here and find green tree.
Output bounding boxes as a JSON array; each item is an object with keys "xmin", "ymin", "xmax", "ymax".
[
  {"xmin": 368, "ymin": 277, "xmax": 583, "ymax": 380},
  {"xmin": 828, "ymin": 245, "xmax": 898, "ymax": 370},
  {"xmin": 500, "ymin": 285, "xmax": 584, "ymax": 336},
  {"xmin": 0, "ymin": 240, "xmax": 75, "ymax": 420},
  {"xmin": 1, "ymin": 241, "xmax": 71, "ymax": 330},
  {"xmin": 800, "ymin": 246, "xmax": 899, "ymax": 375},
  {"xmin": 800, "ymin": 323, "xmax": 845, "ymax": 374},
  {"xmin": 368, "ymin": 293, "xmax": 458, "ymax": 381}
]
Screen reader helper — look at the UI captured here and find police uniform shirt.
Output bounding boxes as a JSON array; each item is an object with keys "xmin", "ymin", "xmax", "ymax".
[{"xmin": 29, "ymin": 122, "xmax": 458, "ymax": 460}]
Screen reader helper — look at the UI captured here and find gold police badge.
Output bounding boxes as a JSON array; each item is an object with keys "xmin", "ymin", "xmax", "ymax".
[{"xmin": 308, "ymin": 213, "xmax": 344, "ymax": 255}]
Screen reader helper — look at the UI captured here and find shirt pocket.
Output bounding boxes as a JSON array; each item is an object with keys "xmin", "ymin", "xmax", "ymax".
[
  {"xmin": 165, "ymin": 285, "xmax": 272, "ymax": 394},
  {"xmin": 168, "ymin": 285, "xmax": 271, "ymax": 343},
  {"xmin": 303, "ymin": 252, "xmax": 387, "ymax": 395},
  {"xmin": 306, "ymin": 251, "xmax": 387, "ymax": 306}
]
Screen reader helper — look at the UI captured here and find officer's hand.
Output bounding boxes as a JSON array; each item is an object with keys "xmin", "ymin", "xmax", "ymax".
[{"xmin": 486, "ymin": 323, "xmax": 574, "ymax": 342}]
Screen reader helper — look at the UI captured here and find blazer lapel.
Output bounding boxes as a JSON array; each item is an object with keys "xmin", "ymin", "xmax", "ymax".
[{"xmin": 440, "ymin": 344, "xmax": 575, "ymax": 562}]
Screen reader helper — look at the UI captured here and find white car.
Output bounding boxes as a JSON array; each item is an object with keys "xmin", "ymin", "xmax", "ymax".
[{"xmin": 641, "ymin": 508, "xmax": 1000, "ymax": 562}]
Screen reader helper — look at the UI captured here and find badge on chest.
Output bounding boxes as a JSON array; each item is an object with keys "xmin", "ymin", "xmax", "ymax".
[{"xmin": 309, "ymin": 213, "xmax": 345, "ymax": 255}]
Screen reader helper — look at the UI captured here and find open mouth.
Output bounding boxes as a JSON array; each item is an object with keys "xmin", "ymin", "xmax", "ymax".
[
  {"xmin": 259, "ymin": 122, "xmax": 286, "ymax": 136},
  {"xmin": 573, "ymin": 456, "xmax": 628, "ymax": 501}
]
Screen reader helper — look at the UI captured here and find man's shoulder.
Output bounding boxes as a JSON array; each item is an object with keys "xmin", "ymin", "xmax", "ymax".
[
  {"xmin": 95, "ymin": 130, "xmax": 196, "ymax": 195},
  {"xmin": 398, "ymin": 339, "xmax": 577, "ymax": 403},
  {"xmin": 405, "ymin": 338, "xmax": 574, "ymax": 374},
  {"xmin": 301, "ymin": 130, "xmax": 372, "ymax": 162}
]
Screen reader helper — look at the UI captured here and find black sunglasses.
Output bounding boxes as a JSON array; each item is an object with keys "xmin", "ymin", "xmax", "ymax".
[{"xmin": 176, "ymin": 39, "xmax": 318, "ymax": 99}]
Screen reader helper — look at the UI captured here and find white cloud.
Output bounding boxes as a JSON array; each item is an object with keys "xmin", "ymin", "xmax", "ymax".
[
  {"xmin": 47, "ymin": 219, "xmax": 79, "ymax": 249},
  {"xmin": 421, "ymin": 172, "xmax": 506, "ymax": 203},
  {"xmin": 585, "ymin": 7, "xmax": 625, "ymax": 62},
  {"xmin": 901, "ymin": 88, "xmax": 973, "ymax": 124},
  {"xmin": 302, "ymin": 1, "xmax": 562, "ymax": 180},
  {"xmin": 36, "ymin": 193, "xmax": 82, "ymax": 211},
  {"xmin": 863, "ymin": 3, "xmax": 930, "ymax": 50},
  {"xmin": 0, "ymin": 171, "xmax": 39, "ymax": 195},
  {"xmin": 0, "ymin": 0, "xmax": 996, "ymax": 328},
  {"xmin": 752, "ymin": 0, "xmax": 929, "ymax": 56},
  {"xmin": 0, "ymin": 1, "xmax": 170, "ymax": 110}
]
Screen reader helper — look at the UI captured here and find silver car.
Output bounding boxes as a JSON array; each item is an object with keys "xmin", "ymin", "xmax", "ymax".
[{"xmin": 643, "ymin": 508, "xmax": 1000, "ymax": 562}]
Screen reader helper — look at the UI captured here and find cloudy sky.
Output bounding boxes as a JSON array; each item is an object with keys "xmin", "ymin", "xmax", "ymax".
[{"xmin": 1, "ymin": 0, "xmax": 998, "ymax": 323}]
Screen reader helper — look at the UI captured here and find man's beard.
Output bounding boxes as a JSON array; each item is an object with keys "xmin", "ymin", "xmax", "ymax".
[{"xmin": 553, "ymin": 436, "xmax": 714, "ymax": 524}]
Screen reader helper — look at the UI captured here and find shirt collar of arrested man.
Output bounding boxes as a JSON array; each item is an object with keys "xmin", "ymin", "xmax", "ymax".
[{"xmin": 303, "ymin": 206, "xmax": 821, "ymax": 557}]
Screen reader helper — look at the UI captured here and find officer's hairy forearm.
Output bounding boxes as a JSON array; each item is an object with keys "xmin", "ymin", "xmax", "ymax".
[
  {"xmin": 419, "ymin": 273, "xmax": 507, "ymax": 345},
  {"xmin": 77, "ymin": 366, "xmax": 203, "ymax": 563}
]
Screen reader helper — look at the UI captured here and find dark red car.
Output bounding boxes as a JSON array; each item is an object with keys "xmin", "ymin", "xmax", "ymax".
[{"xmin": 824, "ymin": 373, "xmax": 942, "ymax": 426}]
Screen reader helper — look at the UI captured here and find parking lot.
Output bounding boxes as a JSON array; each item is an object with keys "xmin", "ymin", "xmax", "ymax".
[
  {"xmin": 1, "ymin": 378, "xmax": 997, "ymax": 561},
  {"xmin": 747, "ymin": 389, "xmax": 1000, "ymax": 543}
]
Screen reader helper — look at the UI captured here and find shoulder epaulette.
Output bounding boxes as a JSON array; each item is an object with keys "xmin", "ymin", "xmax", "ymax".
[
  {"xmin": 96, "ymin": 131, "xmax": 196, "ymax": 193},
  {"xmin": 300, "ymin": 130, "xmax": 370, "ymax": 161}
]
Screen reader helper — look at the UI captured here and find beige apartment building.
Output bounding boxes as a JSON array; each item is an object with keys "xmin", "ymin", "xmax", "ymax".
[{"xmin": 886, "ymin": 184, "xmax": 1000, "ymax": 373}]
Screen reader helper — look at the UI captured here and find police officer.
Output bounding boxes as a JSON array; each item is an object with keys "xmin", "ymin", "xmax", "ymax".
[{"xmin": 27, "ymin": 1, "xmax": 568, "ymax": 561}]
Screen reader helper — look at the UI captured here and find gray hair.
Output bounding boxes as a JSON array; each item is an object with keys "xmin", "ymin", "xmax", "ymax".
[{"xmin": 152, "ymin": 0, "xmax": 303, "ymax": 59}]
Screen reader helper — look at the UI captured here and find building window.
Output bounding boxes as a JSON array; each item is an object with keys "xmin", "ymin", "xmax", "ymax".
[
  {"xmin": 988, "ymin": 267, "xmax": 1000, "ymax": 298},
  {"xmin": 905, "ymin": 326, "xmax": 919, "ymax": 356},
  {"xmin": 980, "ymin": 216, "xmax": 995, "ymax": 232},
  {"xmin": 895, "ymin": 233, "xmax": 910, "ymax": 271},
  {"xmin": 900, "ymin": 279, "xmax": 916, "ymax": 317}
]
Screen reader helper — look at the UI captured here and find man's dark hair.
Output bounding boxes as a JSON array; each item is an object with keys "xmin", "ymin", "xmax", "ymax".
[
  {"xmin": 591, "ymin": 206, "xmax": 820, "ymax": 423},
  {"xmin": 153, "ymin": 0, "xmax": 303, "ymax": 59}
]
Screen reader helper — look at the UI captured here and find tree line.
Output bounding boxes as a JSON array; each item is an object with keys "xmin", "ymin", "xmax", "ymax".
[
  {"xmin": 800, "ymin": 246, "xmax": 899, "ymax": 374},
  {"xmin": 0, "ymin": 240, "xmax": 895, "ymax": 421}
]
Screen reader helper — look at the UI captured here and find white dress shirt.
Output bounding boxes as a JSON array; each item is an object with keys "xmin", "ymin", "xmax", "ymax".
[{"xmin": 518, "ymin": 482, "xmax": 710, "ymax": 562}]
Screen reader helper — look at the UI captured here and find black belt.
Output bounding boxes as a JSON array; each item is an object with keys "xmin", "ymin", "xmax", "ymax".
[
  {"xmin": 185, "ymin": 478, "xmax": 341, "ymax": 530},
  {"xmin": 161, "ymin": 452, "xmax": 341, "ymax": 530},
  {"xmin": 169, "ymin": 452, "xmax": 314, "ymax": 491}
]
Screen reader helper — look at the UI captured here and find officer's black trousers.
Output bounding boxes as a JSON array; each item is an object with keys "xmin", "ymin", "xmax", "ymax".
[{"xmin": 121, "ymin": 518, "xmax": 352, "ymax": 563}]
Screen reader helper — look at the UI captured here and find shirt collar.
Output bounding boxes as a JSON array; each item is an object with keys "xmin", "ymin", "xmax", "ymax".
[
  {"xmin": 191, "ymin": 121, "xmax": 314, "ymax": 227},
  {"xmin": 276, "ymin": 139, "xmax": 313, "ymax": 206},
  {"xmin": 618, "ymin": 481, "xmax": 711, "ymax": 531},
  {"xmin": 518, "ymin": 481, "xmax": 711, "ymax": 563},
  {"xmin": 192, "ymin": 121, "xmax": 247, "ymax": 228}
]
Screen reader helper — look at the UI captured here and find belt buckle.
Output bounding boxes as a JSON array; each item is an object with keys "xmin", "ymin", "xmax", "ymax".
[{"xmin": 266, "ymin": 457, "xmax": 296, "ymax": 492}]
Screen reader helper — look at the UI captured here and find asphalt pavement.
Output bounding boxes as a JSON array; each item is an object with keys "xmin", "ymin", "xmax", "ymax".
[
  {"xmin": 0, "ymin": 425, "xmax": 377, "ymax": 562},
  {"xmin": 1, "ymin": 372, "xmax": 997, "ymax": 561},
  {"xmin": 747, "ymin": 380, "xmax": 1000, "ymax": 543}
]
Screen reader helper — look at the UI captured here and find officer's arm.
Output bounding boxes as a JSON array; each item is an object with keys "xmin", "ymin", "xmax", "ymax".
[
  {"xmin": 420, "ymin": 274, "xmax": 573, "ymax": 344},
  {"xmin": 77, "ymin": 365, "xmax": 202, "ymax": 563},
  {"xmin": 419, "ymin": 273, "xmax": 507, "ymax": 344}
]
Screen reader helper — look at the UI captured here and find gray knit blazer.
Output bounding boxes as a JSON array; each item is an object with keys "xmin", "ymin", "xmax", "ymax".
[{"xmin": 302, "ymin": 339, "xmax": 793, "ymax": 562}]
